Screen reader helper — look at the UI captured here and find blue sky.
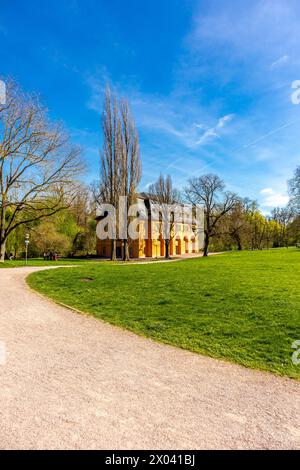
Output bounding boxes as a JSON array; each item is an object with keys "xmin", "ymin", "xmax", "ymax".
[{"xmin": 1, "ymin": 0, "xmax": 300, "ymax": 212}]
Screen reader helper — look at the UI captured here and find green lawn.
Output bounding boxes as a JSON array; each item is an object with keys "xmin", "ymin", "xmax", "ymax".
[
  {"xmin": 27, "ymin": 249, "xmax": 300, "ymax": 379},
  {"xmin": 0, "ymin": 257, "xmax": 100, "ymax": 268}
]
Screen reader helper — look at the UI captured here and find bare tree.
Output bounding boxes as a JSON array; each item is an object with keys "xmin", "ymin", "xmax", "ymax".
[
  {"xmin": 149, "ymin": 174, "xmax": 180, "ymax": 259},
  {"xmin": 227, "ymin": 199, "xmax": 248, "ymax": 250},
  {"xmin": 0, "ymin": 80, "xmax": 83, "ymax": 262},
  {"xmin": 271, "ymin": 207, "xmax": 294, "ymax": 248},
  {"xmin": 289, "ymin": 166, "xmax": 300, "ymax": 214},
  {"xmin": 99, "ymin": 86, "xmax": 122, "ymax": 260},
  {"xmin": 97, "ymin": 86, "xmax": 141, "ymax": 261},
  {"xmin": 120, "ymin": 99, "xmax": 141, "ymax": 260},
  {"xmin": 185, "ymin": 174, "xmax": 238, "ymax": 256},
  {"xmin": 243, "ymin": 200, "xmax": 262, "ymax": 250}
]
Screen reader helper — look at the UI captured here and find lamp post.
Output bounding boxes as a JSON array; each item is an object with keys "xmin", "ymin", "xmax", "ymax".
[{"xmin": 25, "ymin": 233, "xmax": 30, "ymax": 265}]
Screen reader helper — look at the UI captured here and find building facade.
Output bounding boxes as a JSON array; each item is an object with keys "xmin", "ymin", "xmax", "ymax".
[{"xmin": 96, "ymin": 195, "xmax": 203, "ymax": 259}]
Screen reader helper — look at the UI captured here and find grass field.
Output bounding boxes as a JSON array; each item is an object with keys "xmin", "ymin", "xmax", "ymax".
[
  {"xmin": 27, "ymin": 248, "xmax": 300, "ymax": 379},
  {"xmin": 0, "ymin": 258, "xmax": 100, "ymax": 268}
]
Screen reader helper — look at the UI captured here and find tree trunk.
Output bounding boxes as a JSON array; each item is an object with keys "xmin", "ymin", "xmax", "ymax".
[
  {"xmin": 203, "ymin": 232, "xmax": 209, "ymax": 257},
  {"xmin": 0, "ymin": 206, "xmax": 6, "ymax": 262},
  {"xmin": 111, "ymin": 239, "xmax": 117, "ymax": 261},
  {"xmin": 232, "ymin": 232, "xmax": 242, "ymax": 250},
  {"xmin": 123, "ymin": 239, "xmax": 130, "ymax": 261},
  {"xmin": 165, "ymin": 239, "xmax": 170, "ymax": 259},
  {"xmin": 236, "ymin": 235, "xmax": 242, "ymax": 251},
  {"xmin": 0, "ymin": 238, "xmax": 6, "ymax": 262}
]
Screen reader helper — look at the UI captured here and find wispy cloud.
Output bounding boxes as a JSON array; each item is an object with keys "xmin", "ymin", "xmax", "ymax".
[
  {"xmin": 189, "ymin": 0, "xmax": 300, "ymax": 59},
  {"xmin": 270, "ymin": 55, "xmax": 289, "ymax": 69},
  {"xmin": 87, "ymin": 75, "xmax": 235, "ymax": 150},
  {"xmin": 240, "ymin": 120, "xmax": 297, "ymax": 149},
  {"xmin": 84, "ymin": 0, "xmax": 300, "ymax": 210},
  {"xmin": 196, "ymin": 114, "xmax": 234, "ymax": 145}
]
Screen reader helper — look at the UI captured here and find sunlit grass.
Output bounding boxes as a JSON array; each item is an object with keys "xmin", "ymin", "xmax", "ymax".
[
  {"xmin": 27, "ymin": 248, "xmax": 300, "ymax": 379},
  {"xmin": 0, "ymin": 257, "xmax": 101, "ymax": 268}
]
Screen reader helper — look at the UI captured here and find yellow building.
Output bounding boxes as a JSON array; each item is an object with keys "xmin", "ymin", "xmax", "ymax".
[{"xmin": 96, "ymin": 195, "xmax": 202, "ymax": 259}]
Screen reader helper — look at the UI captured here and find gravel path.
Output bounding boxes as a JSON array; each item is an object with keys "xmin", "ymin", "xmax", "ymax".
[{"xmin": 0, "ymin": 267, "xmax": 299, "ymax": 450}]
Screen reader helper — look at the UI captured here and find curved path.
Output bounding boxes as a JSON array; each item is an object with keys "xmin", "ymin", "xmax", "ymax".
[{"xmin": 0, "ymin": 267, "xmax": 299, "ymax": 450}]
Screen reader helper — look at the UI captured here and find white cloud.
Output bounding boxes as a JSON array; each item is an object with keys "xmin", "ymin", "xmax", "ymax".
[
  {"xmin": 260, "ymin": 187, "xmax": 289, "ymax": 207},
  {"xmin": 190, "ymin": 0, "xmax": 300, "ymax": 59},
  {"xmin": 193, "ymin": 122, "xmax": 205, "ymax": 129},
  {"xmin": 84, "ymin": 0, "xmax": 300, "ymax": 197},
  {"xmin": 196, "ymin": 114, "xmax": 234, "ymax": 145},
  {"xmin": 196, "ymin": 128, "xmax": 218, "ymax": 145},
  {"xmin": 261, "ymin": 187, "xmax": 273, "ymax": 194},
  {"xmin": 270, "ymin": 55, "xmax": 289, "ymax": 69},
  {"xmin": 87, "ymin": 75, "xmax": 235, "ymax": 150},
  {"xmin": 217, "ymin": 114, "xmax": 234, "ymax": 128}
]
